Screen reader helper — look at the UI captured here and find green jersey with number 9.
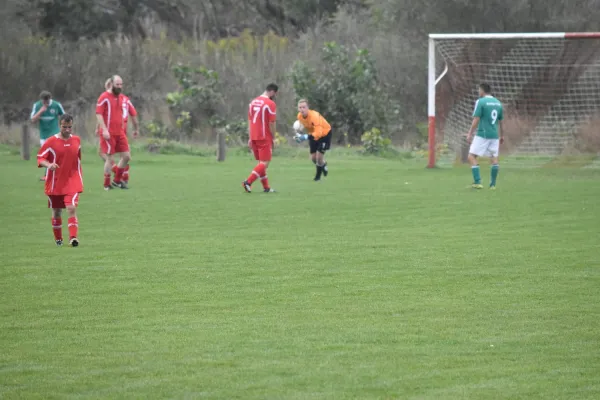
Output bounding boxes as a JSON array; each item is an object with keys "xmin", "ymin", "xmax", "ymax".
[{"xmin": 472, "ymin": 95, "xmax": 503, "ymax": 139}]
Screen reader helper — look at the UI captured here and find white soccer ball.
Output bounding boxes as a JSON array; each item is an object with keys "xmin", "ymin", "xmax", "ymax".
[{"xmin": 293, "ymin": 120, "xmax": 303, "ymax": 133}]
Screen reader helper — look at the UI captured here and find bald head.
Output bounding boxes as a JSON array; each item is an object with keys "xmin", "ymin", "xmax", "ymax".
[{"xmin": 111, "ymin": 75, "xmax": 123, "ymax": 95}]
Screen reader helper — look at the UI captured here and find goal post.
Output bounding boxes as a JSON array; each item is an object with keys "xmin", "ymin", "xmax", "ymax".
[{"xmin": 427, "ymin": 32, "xmax": 600, "ymax": 168}]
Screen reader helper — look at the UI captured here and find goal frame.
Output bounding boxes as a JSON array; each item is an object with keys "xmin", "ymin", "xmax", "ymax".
[{"xmin": 426, "ymin": 32, "xmax": 600, "ymax": 168}]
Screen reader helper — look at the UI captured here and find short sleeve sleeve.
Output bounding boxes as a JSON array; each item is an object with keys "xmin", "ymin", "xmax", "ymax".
[
  {"xmin": 267, "ymin": 101, "xmax": 276, "ymax": 122},
  {"xmin": 96, "ymin": 95, "xmax": 107, "ymax": 115},
  {"xmin": 37, "ymin": 139, "xmax": 53, "ymax": 167},
  {"xmin": 30, "ymin": 102, "xmax": 39, "ymax": 120},
  {"xmin": 56, "ymin": 102, "xmax": 65, "ymax": 116},
  {"xmin": 128, "ymin": 100, "xmax": 137, "ymax": 117},
  {"xmin": 472, "ymin": 99, "xmax": 483, "ymax": 118}
]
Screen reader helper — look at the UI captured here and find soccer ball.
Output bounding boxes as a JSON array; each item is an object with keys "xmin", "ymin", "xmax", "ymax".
[{"xmin": 293, "ymin": 120, "xmax": 303, "ymax": 133}]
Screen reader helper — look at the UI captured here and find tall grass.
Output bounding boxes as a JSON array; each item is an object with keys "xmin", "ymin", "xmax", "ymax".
[{"xmin": 0, "ymin": 11, "xmax": 428, "ymax": 145}]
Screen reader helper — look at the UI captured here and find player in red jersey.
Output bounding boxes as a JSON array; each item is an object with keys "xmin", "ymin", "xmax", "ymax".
[
  {"xmin": 96, "ymin": 75, "xmax": 131, "ymax": 190},
  {"xmin": 97, "ymin": 78, "xmax": 113, "ymax": 165},
  {"xmin": 242, "ymin": 83, "xmax": 278, "ymax": 193},
  {"xmin": 102, "ymin": 77, "xmax": 139, "ymax": 185},
  {"xmin": 37, "ymin": 114, "xmax": 83, "ymax": 247}
]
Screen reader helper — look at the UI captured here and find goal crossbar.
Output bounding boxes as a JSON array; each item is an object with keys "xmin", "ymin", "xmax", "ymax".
[
  {"xmin": 427, "ymin": 32, "xmax": 600, "ymax": 168},
  {"xmin": 429, "ymin": 32, "xmax": 600, "ymax": 40}
]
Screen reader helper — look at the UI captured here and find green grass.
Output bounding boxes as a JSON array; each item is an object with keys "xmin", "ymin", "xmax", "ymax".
[{"xmin": 1, "ymin": 144, "xmax": 599, "ymax": 399}]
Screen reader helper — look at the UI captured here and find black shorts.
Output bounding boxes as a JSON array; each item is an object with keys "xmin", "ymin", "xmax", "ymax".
[{"xmin": 309, "ymin": 131, "xmax": 332, "ymax": 154}]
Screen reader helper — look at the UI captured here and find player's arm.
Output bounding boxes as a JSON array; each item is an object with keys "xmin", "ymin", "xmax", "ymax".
[
  {"xmin": 128, "ymin": 101, "xmax": 139, "ymax": 137},
  {"xmin": 467, "ymin": 117, "xmax": 480, "ymax": 139},
  {"xmin": 37, "ymin": 141, "xmax": 58, "ymax": 170},
  {"xmin": 247, "ymin": 105, "xmax": 253, "ymax": 148},
  {"xmin": 498, "ymin": 107, "xmax": 505, "ymax": 144},
  {"xmin": 95, "ymin": 97, "xmax": 110, "ymax": 139},
  {"xmin": 467, "ymin": 100, "xmax": 482, "ymax": 142},
  {"xmin": 268, "ymin": 103, "xmax": 276, "ymax": 142},
  {"xmin": 30, "ymin": 102, "xmax": 45, "ymax": 123}
]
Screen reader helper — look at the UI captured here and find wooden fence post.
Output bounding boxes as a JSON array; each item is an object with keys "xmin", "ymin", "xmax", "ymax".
[
  {"xmin": 21, "ymin": 124, "xmax": 30, "ymax": 161},
  {"xmin": 216, "ymin": 131, "xmax": 226, "ymax": 162}
]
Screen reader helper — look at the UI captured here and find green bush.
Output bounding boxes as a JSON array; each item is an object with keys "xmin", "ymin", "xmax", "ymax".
[
  {"xmin": 361, "ymin": 127, "xmax": 391, "ymax": 155},
  {"xmin": 166, "ymin": 64, "xmax": 225, "ymax": 139},
  {"xmin": 290, "ymin": 42, "xmax": 400, "ymax": 144},
  {"xmin": 223, "ymin": 119, "xmax": 249, "ymax": 146}
]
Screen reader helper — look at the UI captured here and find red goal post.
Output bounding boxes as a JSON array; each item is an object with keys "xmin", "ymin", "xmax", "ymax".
[{"xmin": 427, "ymin": 32, "xmax": 600, "ymax": 168}]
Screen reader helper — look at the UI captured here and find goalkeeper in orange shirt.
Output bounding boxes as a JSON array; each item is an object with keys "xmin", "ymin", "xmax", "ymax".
[{"xmin": 294, "ymin": 99, "xmax": 332, "ymax": 181}]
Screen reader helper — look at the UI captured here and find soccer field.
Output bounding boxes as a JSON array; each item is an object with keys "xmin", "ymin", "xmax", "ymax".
[{"xmin": 1, "ymin": 144, "xmax": 599, "ymax": 399}]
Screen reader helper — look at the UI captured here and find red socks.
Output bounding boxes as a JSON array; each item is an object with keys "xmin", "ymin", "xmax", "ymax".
[
  {"xmin": 52, "ymin": 218, "xmax": 62, "ymax": 241},
  {"xmin": 68, "ymin": 217, "xmax": 78, "ymax": 239},
  {"xmin": 111, "ymin": 164, "xmax": 130, "ymax": 183},
  {"xmin": 51, "ymin": 217, "xmax": 78, "ymax": 241},
  {"xmin": 260, "ymin": 175, "xmax": 270, "ymax": 190},
  {"xmin": 122, "ymin": 165, "xmax": 130, "ymax": 182},
  {"xmin": 104, "ymin": 173, "xmax": 111, "ymax": 187},
  {"xmin": 114, "ymin": 168, "xmax": 125, "ymax": 183},
  {"xmin": 247, "ymin": 163, "xmax": 266, "ymax": 185}
]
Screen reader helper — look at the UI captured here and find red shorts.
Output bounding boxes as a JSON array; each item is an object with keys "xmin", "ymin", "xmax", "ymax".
[
  {"xmin": 250, "ymin": 139, "xmax": 272, "ymax": 161},
  {"xmin": 99, "ymin": 134, "xmax": 129, "ymax": 155},
  {"xmin": 47, "ymin": 193, "xmax": 80, "ymax": 209}
]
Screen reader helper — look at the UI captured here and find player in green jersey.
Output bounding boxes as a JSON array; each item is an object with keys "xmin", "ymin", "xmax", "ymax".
[
  {"xmin": 31, "ymin": 91, "xmax": 65, "ymax": 181},
  {"xmin": 466, "ymin": 83, "xmax": 504, "ymax": 190}
]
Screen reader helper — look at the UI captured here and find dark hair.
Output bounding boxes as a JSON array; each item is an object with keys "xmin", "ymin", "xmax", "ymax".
[
  {"xmin": 60, "ymin": 113, "xmax": 73, "ymax": 123},
  {"xmin": 40, "ymin": 91, "xmax": 51, "ymax": 101},
  {"xmin": 479, "ymin": 83, "xmax": 491, "ymax": 94},
  {"xmin": 266, "ymin": 83, "xmax": 279, "ymax": 92}
]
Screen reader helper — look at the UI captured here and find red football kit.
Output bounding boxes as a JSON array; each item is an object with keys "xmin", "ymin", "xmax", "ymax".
[
  {"xmin": 37, "ymin": 134, "xmax": 83, "ymax": 208},
  {"xmin": 248, "ymin": 95, "xmax": 277, "ymax": 161},
  {"xmin": 96, "ymin": 91, "xmax": 129, "ymax": 154},
  {"xmin": 38, "ymin": 133, "xmax": 83, "ymax": 243}
]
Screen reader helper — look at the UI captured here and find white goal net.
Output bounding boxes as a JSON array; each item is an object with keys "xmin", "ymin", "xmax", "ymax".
[{"xmin": 429, "ymin": 33, "xmax": 600, "ymax": 167}]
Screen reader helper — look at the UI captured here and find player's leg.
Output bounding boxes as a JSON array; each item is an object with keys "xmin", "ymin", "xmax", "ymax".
[
  {"xmin": 65, "ymin": 193, "xmax": 80, "ymax": 247},
  {"xmin": 122, "ymin": 164, "xmax": 130, "ymax": 184},
  {"xmin": 314, "ymin": 148, "xmax": 326, "ymax": 181},
  {"xmin": 321, "ymin": 132, "xmax": 331, "ymax": 177},
  {"xmin": 468, "ymin": 136, "xmax": 485, "ymax": 188},
  {"xmin": 315, "ymin": 133, "xmax": 331, "ymax": 180},
  {"xmin": 40, "ymin": 139, "xmax": 47, "ymax": 181},
  {"xmin": 48, "ymin": 196, "xmax": 64, "ymax": 246},
  {"xmin": 101, "ymin": 137, "xmax": 115, "ymax": 190},
  {"xmin": 243, "ymin": 140, "xmax": 273, "ymax": 192},
  {"xmin": 242, "ymin": 141, "xmax": 262, "ymax": 192},
  {"xmin": 112, "ymin": 136, "xmax": 131, "ymax": 188},
  {"xmin": 308, "ymin": 138, "xmax": 320, "ymax": 180},
  {"xmin": 488, "ymin": 139, "xmax": 500, "ymax": 189}
]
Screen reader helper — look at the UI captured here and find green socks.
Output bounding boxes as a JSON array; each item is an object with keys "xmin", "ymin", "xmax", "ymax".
[
  {"xmin": 471, "ymin": 165, "xmax": 481, "ymax": 184},
  {"xmin": 491, "ymin": 164, "xmax": 499, "ymax": 186}
]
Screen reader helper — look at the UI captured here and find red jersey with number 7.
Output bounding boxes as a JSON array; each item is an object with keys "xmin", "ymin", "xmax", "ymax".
[
  {"xmin": 248, "ymin": 95, "xmax": 277, "ymax": 141},
  {"xmin": 37, "ymin": 134, "xmax": 83, "ymax": 195}
]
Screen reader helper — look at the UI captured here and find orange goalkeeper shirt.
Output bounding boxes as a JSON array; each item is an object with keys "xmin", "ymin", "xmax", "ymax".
[{"xmin": 297, "ymin": 110, "xmax": 331, "ymax": 140}]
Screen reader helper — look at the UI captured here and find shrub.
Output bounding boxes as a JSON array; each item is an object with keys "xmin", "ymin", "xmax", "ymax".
[
  {"xmin": 165, "ymin": 64, "xmax": 225, "ymax": 140},
  {"xmin": 290, "ymin": 41, "xmax": 400, "ymax": 144},
  {"xmin": 361, "ymin": 127, "xmax": 391, "ymax": 155}
]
